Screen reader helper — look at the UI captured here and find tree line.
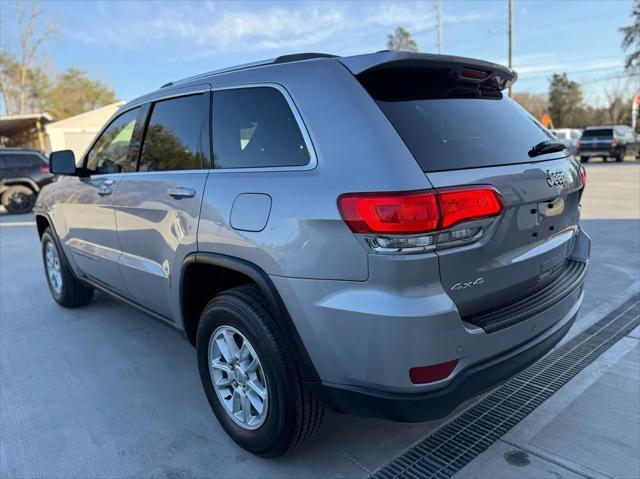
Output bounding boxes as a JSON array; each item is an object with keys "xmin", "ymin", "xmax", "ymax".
[
  {"xmin": 514, "ymin": 74, "xmax": 636, "ymax": 129},
  {"xmin": 0, "ymin": 2, "xmax": 116, "ymax": 121}
]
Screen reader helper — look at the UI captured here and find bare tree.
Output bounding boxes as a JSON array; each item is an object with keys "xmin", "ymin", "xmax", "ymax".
[
  {"xmin": 0, "ymin": 1, "xmax": 57, "ymax": 115},
  {"xmin": 620, "ymin": 0, "xmax": 640, "ymax": 71}
]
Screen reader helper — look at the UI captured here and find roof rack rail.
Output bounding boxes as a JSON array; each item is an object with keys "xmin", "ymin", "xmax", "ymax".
[
  {"xmin": 273, "ymin": 53, "xmax": 337, "ymax": 64},
  {"xmin": 163, "ymin": 53, "xmax": 337, "ymax": 89}
]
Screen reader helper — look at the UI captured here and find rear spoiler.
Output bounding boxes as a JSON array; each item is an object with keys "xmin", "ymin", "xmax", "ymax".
[{"xmin": 337, "ymin": 51, "xmax": 517, "ymax": 91}]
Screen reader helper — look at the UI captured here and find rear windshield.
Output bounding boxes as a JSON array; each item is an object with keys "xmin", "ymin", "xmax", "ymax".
[
  {"xmin": 581, "ymin": 129, "xmax": 613, "ymax": 138},
  {"xmin": 360, "ymin": 67, "xmax": 561, "ymax": 172}
]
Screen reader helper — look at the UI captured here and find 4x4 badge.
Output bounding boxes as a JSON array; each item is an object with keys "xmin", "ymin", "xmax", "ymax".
[{"xmin": 451, "ymin": 277, "xmax": 485, "ymax": 291}]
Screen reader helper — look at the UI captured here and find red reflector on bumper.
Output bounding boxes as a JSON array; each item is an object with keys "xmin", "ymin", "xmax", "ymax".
[{"xmin": 409, "ymin": 359, "xmax": 459, "ymax": 384}]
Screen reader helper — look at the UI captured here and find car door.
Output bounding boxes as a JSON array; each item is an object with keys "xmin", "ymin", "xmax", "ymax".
[
  {"xmin": 62, "ymin": 106, "xmax": 146, "ymax": 293},
  {"xmin": 113, "ymin": 89, "xmax": 210, "ymax": 320}
]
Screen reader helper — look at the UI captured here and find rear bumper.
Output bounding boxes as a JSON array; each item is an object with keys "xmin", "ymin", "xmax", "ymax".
[
  {"xmin": 309, "ymin": 296, "xmax": 580, "ymax": 422},
  {"xmin": 578, "ymin": 148, "xmax": 618, "ymax": 157}
]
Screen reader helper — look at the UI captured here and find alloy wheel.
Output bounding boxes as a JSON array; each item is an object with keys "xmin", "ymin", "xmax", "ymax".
[
  {"xmin": 208, "ymin": 325, "xmax": 269, "ymax": 430},
  {"xmin": 45, "ymin": 241, "xmax": 63, "ymax": 294}
]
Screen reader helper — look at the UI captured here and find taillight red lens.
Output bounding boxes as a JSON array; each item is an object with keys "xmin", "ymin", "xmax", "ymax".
[
  {"xmin": 39, "ymin": 165, "xmax": 49, "ymax": 173},
  {"xmin": 611, "ymin": 138, "xmax": 618, "ymax": 147},
  {"xmin": 338, "ymin": 187, "xmax": 503, "ymax": 234},
  {"xmin": 579, "ymin": 165, "xmax": 587, "ymax": 187},
  {"xmin": 460, "ymin": 68, "xmax": 489, "ymax": 79},
  {"xmin": 410, "ymin": 359, "xmax": 459, "ymax": 384},
  {"xmin": 338, "ymin": 191, "xmax": 440, "ymax": 234},
  {"xmin": 438, "ymin": 188, "xmax": 503, "ymax": 229}
]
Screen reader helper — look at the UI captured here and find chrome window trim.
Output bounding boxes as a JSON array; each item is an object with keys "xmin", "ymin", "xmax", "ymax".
[
  {"xmin": 208, "ymin": 82, "xmax": 318, "ymax": 173},
  {"xmin": 81, "ymin": 83, "xmax": 318, "ymax": 180},
  {"xmin": 80, "ymin": 85, "xmax": 211, "ymax": 174}
]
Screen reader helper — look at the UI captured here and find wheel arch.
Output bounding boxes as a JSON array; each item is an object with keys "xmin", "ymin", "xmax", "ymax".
[
  {"xmin": 0, "ymin": 178, "xmax": 40, "ymax": 193},
  {"xmin": 180, "ymin": 252, "xmax": 319, "ymax": 382},
  {"xmin": 35, "ymin": 214, "xmax": 52, "ymax": 238}
]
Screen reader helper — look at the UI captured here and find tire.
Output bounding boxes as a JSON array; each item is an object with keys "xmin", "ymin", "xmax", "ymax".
[
  {"xmin": 2, "ymin": 185, "xmax": 36, "ymax": 214},
  {"xmin": 196, "ymin": 284, "xmax": 324, "ymax": 457},
  {"xmin": 615, "ymin": 148, "xmax": 624, "ymax": 162},
  {"xmin": 41, "ymin": 227, "xmax": 94, "ymax": 307},
  {"xmin": 580, "ymin": 156, "xmax": 589, "ymax": 163}
]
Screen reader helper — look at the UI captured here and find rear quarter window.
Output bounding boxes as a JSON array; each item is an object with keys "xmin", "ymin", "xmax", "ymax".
[{"xmin": 211, "ymin": 87, "xmax": 310, "ymax": 169}]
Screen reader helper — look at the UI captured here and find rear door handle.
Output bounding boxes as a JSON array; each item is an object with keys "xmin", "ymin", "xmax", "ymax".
[{"xmin": 167, "ymin": 187, "xmax": 196, "ymax": 199}]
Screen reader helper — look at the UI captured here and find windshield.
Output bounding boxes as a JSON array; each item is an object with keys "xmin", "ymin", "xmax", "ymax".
[{"xmin": 376, "ymin": 96, "xmax": 559, "ymax": 172}]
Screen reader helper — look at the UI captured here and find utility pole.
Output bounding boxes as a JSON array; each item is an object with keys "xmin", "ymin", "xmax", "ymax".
[
  {"xmin": 508, "ymin": 0, "xmax": 513, "ymax": 96},
  {"xmin": 436, "ymin": 0, "xmax": 443, "ymax": 54}
]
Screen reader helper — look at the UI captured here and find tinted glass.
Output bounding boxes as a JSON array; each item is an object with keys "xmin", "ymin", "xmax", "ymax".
[
  {"xmin": 377, "ymin": 97, "xmax": 556, "ymax": 172},
  {"xmin": 582, "ymin": 129, "xmax": 613, "ymax": 138},
  {"xmin": 86, "ymin": 108, "xmax": 140, "ymax": 174},
  {"xmin": 138, "ymin": 94, "xmax": 207, "ymax": 172},
  {"xmin": 212, "ymin": 87, "xmax": 310, "ymax": 168},
  {"xmin": 0, "ymin": 154, "xmax": 39, "ymax": 169}
]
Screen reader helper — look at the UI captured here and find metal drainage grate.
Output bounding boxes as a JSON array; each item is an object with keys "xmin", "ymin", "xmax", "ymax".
[{"xmin": 373, "ymin": 294, "xmax": 640, "ymax": 479}]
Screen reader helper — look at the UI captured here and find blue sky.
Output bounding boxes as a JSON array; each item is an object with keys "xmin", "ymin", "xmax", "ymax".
[{"xmin": 1, "ymin": 0, "xmax": 637, "ymax": 105}]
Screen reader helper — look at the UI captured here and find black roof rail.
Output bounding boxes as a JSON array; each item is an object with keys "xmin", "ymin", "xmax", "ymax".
[
  {"xmin": 273, "ymin": 53, "xmax": 337, "ymax": 64},
  {"xmin": 160, "ymin": 53, "xmax": 337, "ymax": 89}
]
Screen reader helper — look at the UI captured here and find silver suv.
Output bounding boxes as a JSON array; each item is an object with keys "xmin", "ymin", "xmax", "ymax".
[{"xmin": 36, "ymin": 52, "xmax": 590, "ymax": 457}]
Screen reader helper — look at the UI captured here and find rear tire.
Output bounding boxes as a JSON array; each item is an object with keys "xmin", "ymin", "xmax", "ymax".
[
  {"xmin": 615, "ymin": 148, "xmax": 624, "ymax": 162},
  {"xmin": 41, "ymin": 227, "xmax": 94, "ymax": 307},
  {"xmin": 579, "ymin": 156, "xmax": 589, "ymax": 163},
  {"xmin": 2, "ymin": 185, "xmax": 36, "ymax": 214},
  {"xmin": 196, "ymin": 284, "xmax": 324, "ymax": 457}
]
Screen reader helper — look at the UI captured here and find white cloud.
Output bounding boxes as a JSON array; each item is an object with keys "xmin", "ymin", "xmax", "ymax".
[{"xmin": 71, "ymin": 1, "xmax": 487, "ymax": 56}]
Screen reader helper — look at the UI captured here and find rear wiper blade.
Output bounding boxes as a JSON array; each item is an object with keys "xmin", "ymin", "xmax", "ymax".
[{"xmin": 528, "ymin": 140, "xmax": 566, "ymax": 158}]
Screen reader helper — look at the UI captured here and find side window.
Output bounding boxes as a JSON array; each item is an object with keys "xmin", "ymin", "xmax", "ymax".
[
  {"xmin": 86, "ymin": 108, "xmax": 140, "ymax": 174},
  {"xmin": 138, "ymin": 94, "xmax": 208, "ymax": 172},
  {"xmin": 212, "ymin": 87, "xmax": 310, "ymax": 169}
]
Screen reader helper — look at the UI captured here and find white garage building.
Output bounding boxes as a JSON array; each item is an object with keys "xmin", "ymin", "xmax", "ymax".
[{"xmin": 45, "ymin": 101, "xmax": 124, "ymax": 158}]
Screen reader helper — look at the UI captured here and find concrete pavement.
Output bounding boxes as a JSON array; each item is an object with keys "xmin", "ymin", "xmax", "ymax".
[{"xmin": 1, "ymin": 162, "xmax": 639, "ymax": 478}]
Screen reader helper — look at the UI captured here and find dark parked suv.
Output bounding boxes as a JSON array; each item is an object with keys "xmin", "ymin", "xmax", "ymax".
[
  {"xmin": 0, "ymin": 148, "xmax": 53, "ymax": 214},
  {"xmin": 577, "ymin": 125, "xmax": 640, "ymax": 162},
  {"xmin": 37, "ymin": 51, "xmax": 589, "ymax": 457}
]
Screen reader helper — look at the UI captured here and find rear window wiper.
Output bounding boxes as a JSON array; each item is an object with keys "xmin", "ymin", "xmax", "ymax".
[{"xmin": 528, "ymin": 140, "xmax": 566, "ymax": 158}]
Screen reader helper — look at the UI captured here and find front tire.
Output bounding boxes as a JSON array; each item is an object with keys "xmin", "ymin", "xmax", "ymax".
[
  {"xmin": 41, "ymin": 228, "xmax": 94, "ymax": 307},
  {"xmin": 2, "ymin": 185, "xmax": 36, "ymax": 214},
  {"xmin": 196, "ymin": 285, "xmax": 323, "ymax": 457}
]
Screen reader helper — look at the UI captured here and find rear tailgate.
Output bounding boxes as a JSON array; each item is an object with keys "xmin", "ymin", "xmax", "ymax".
[
  {"xmin": 350, "ymin": 52, "xmax": 585, "ymax": 323},
  {"xmin": 426, "ymin": 158, "xmax": 582, "ymax": 318}
]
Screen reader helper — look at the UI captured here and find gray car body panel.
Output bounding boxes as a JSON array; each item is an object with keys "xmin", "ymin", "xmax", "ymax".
[{"xmin": 35, "ymin": 52, "xmax": 589, "ymax": 403}]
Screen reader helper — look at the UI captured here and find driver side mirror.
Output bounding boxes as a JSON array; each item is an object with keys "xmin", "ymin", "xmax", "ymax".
[{"xmin": 49, "ymin": 150, "xmax": 78, "ymax": 176}]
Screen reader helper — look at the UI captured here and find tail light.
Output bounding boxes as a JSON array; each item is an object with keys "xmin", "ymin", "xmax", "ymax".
[
  {"xmin": 579, "ymin": 165, "xmax": 587, "ymax": 188},
  {"xmin": 576, "ymin": 140, "xmax": 581, "ymax": 148},
  {"xmin": 39, "ymin": 165, "xmax": 50, "ymax": 173},
  {"xmin": 611, "ymin": 138, "xmax": 618, "ymax": 147},
  {"xmin": 338, "ymin": 187, "xmax": 503, "ymax": 235}
]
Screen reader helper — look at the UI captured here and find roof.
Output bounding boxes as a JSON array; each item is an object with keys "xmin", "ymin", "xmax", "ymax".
[
  {"xmin": 45, "ymin": 102, "xmax": 125, "ymax": 129},
  {"xmin": 0, "ymin": 113, "xmax": 53, "ymax": 136},
  {"xmin": 584, "ymin": 125, "xmax": 628, "ymax": 129},
  {"xmin": 127, "ymin": 51, "xmax": 517, "ymax": 110},
  {"xmin": 160, "ymin": 51, "xmax": 516, "ymax": 90}
]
